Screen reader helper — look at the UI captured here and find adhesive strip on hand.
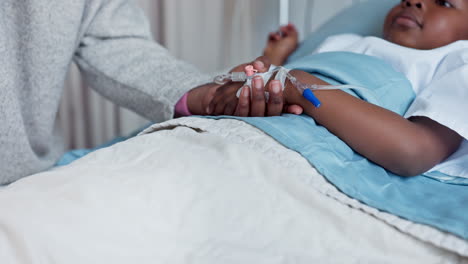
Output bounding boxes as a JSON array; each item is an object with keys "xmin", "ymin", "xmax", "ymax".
[{"xmin": 236, "ymin": 65, "xmax": 278, "ymax": 98}]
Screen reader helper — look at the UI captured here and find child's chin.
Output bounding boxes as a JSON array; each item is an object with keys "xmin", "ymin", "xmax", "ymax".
[{"xmin": 385, "ymin": 31, "xmax": 423, "ymax": 49}]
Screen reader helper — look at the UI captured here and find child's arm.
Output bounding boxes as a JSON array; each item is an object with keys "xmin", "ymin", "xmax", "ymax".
[
  {"xmin": 284, "ymin": 70, "xmax": 463, "ymax": 176},
  {"xmin": 263, "ymin": 24, "xmax": 299, "ymax": 66}
]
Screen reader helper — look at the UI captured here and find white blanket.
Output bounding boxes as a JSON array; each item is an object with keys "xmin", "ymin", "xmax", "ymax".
[{"xmin": 0, "ymin": 117, "xmax": 467, "ymax": 263}]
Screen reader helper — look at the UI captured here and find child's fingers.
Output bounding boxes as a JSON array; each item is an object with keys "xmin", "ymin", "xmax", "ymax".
[
  {"xmin": 269, "ymin": 32, "xmax": 281, "ymax": 41},
  {"xmin": 286, "ymin": 23, "xmax": 296, "ymax": 31},
  {"xmin": 287, "ymin": 24, "xmax": 299, "ymax": 37},
  {"xmin": 234, "ymin": 86, "xmax": 250, "ymax": 117},
  {"xmin": 268, "ymin": 32, "xmax": 275, "ymax": 40},
  {"xmin": 280, "ymin": 24, "xmax": 298, "ymax": 38},
  {"xmin": 280, "ymin": 25, "xmax": 289, "ymax": 36},
  {"xmin": 266, "ymin": 80, "xmax": 284, "ymax": 116},
  {"xmin": 250, "ymin": 76, "xmax": 266, "ymax": 117},
  {"xmin": 252, "ymin": 56, "xmax": 271, "ymax": 73}
]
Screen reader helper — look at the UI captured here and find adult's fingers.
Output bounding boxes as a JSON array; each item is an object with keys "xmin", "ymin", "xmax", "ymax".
[
  {"xmin": 208, "ymin": 82, "xmax": 242, "ymax": 115},
  {"xmin": 234, "ymin": 86, "xmax": 250, "ymax": 117},
  {"xmin": 266, "ymin": 80, "xmax": 283, "ymax": 116},
  {"xmin": 250, "ymin": 76, "xmax": 266, "ymax": 117},
  {"xmin": 223, "ymin": 98, "xmax": 238, "ymax": 116},
  {"xmin": 201, "ymin": 84, "xmax": 221, "ymax": 114}
]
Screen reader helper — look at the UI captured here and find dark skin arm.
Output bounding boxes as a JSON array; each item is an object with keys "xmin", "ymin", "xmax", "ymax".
[
  {"xmin": 284, "ymin": 70, "xmax": 463, "ymax": 176},
  {"xmin": 208, "ymin": 56, "xmax": 462, "ymax": 176}
]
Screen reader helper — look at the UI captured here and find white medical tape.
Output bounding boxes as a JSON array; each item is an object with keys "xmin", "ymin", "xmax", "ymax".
[
  {"xmin": 274, "ymin": 66, "xmax": 291, "ymax": 90},
  {"xmin": 236, "ymin": 65, "xmax": 291, "ymax": 99}
]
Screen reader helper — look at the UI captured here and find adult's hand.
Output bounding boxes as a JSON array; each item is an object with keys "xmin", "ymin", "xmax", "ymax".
[
  {"xmin": 188, "ymin": 56, "xmax": 303, "ymax": 116},
  {"xmin": 185, "ymin": 82, "xmax": 221, "ymax": 115}
]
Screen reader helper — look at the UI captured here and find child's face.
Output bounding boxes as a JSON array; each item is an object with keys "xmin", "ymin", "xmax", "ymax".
[{"xmin": 383, "ymin": 0, "xmax": 468, "ymax": 49}]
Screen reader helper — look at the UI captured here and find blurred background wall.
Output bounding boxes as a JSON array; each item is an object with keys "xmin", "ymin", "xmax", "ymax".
[{"xmin": 57, "ymin": 0, "xmax": 369, "ymax": 150}]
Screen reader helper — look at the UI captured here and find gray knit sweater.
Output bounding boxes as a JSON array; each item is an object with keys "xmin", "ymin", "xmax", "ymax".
[{"xmin": 0, "ymin": 0, "xmax": 210, "ymax": 184}]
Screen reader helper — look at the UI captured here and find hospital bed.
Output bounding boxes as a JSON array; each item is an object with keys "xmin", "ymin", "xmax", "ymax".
[{"xmin": 1, "ymin": 1, "xmax": 467, "ymax": 263}]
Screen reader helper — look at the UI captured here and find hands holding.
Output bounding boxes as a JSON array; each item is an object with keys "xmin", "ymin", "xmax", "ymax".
[
  {"xmin": 187, "ymin": 56, "xmax": 304, "ymax": 117},
  {"xmin": 209, "ymin": 57, "xmax": 304, "ymax": 117}
]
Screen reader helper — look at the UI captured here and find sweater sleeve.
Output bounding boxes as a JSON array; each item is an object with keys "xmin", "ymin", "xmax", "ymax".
[{"xmin": 74, "ymin": 0, "xmax": 211, "ymax": 122}]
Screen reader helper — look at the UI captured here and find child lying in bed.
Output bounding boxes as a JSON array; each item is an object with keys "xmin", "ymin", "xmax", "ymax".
[{"xmin": 199, "ymin": 0, "xmax": 468, "ymax": 177}]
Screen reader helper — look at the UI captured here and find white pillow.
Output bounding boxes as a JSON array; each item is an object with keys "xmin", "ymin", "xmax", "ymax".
[{"xmin": 289, "ymin": 0, "xmax": 397, "ymax": 61}]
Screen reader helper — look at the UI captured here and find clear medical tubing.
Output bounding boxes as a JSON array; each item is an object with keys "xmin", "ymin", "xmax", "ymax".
[{"xmin": 213, "ymin": 67, "xmax": 375, "ymax": 108}]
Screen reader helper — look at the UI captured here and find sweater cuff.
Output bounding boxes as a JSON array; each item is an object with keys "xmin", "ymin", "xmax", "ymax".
[{"xmin": 174, "ymin": 92, "xmax": 192, "ymax": 117}]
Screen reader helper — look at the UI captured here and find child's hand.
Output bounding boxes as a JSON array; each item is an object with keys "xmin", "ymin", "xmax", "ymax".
[
  {"xmin": 186, "ymin": 61, "xmax": 265, "ymax": 115},
  {"xmin": 207, "ymin": 56, "xmax": 304, "ymax": 117},
  {"xmin": 207, "ymin": 57, "xmax": 277, "ymax": 116},
  {"xmin": 263, "ymin": 24, "xmax": 299, "ymax": 66}
]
